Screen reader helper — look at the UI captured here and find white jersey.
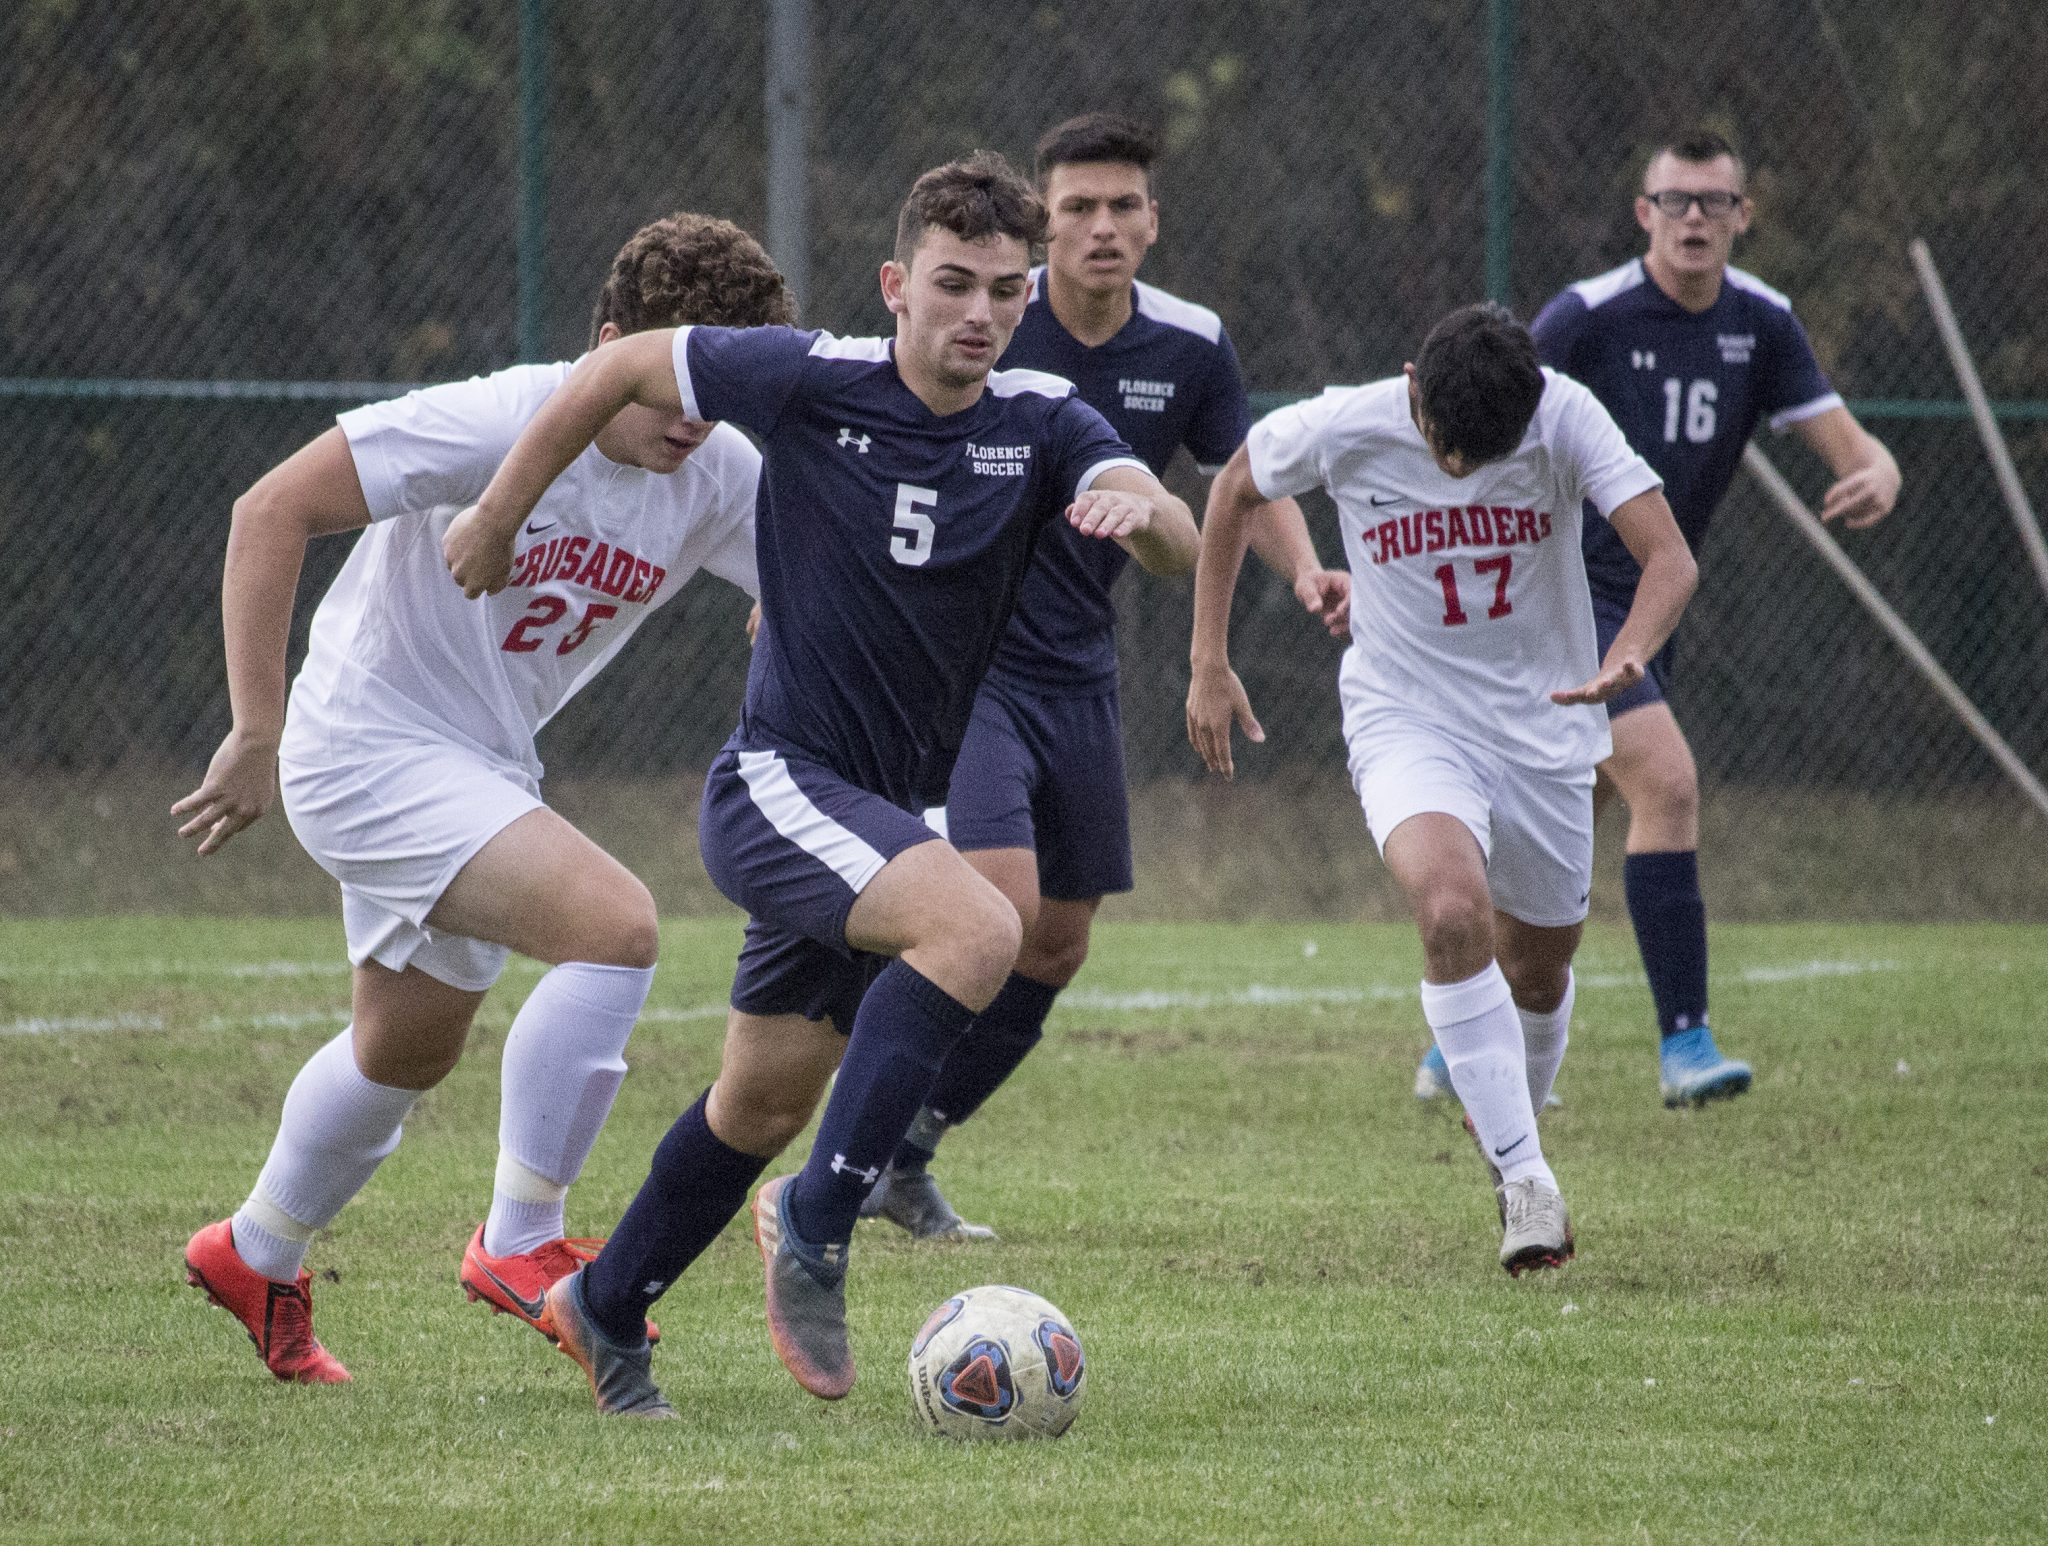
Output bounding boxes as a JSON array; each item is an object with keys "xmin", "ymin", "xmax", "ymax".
[
  {"xmin": 281, "ymin": 361, "xmax": 760, "ymax": 780},
  {"xmin": 1249, "ymin": 369, "xmax": 1659, "ymax": 775}
]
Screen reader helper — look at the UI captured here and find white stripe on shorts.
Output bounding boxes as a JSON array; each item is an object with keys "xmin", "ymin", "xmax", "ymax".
[{"xmin": 736, "ymin": 749, "xmax": 890, "ymax": 893}]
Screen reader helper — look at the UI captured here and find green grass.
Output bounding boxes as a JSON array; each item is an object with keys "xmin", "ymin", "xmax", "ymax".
[
  {"xmin": 10, "ymin": 770, "xmax": 2048, "ymax": 922},
  {"xmin": 1, "ymin": 916, "xmax": 2043, "ymax": 1543}
]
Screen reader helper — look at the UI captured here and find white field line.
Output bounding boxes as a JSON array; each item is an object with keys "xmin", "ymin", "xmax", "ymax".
[
  {"xmin": 1, "ymin": 957, "xmax": 1904, "ymax": 1038},
  {"xmin": 0, "ymin": 959, "xmax": 345, "ymax": 983},
  {"xmin": 1, "ymin": 1008, "xmax": 347, "ymax": 1037},
  {"xmin": 0, "ymin": 1001, "xmax": 737, "ymax": 1038},
  {"xmin": 0, "ymin": 955, "xmax": 590, "ymax": 985},
  {"xmin": 1057, "ymin": 957, "xmax": 1905, "ymax": 1014}
]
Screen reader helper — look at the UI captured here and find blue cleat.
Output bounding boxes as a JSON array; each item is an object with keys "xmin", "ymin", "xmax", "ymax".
[
  {"xmin": 1659, "ymin": 1025, "xmax": 1753, "ymax": 1108},
  {"xmin": 1413, "ymin": 1043, "xmax": 1452, "ymax": 1100}
]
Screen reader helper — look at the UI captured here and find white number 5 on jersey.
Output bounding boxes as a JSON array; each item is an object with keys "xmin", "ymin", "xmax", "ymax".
[{"xmin": 890, "ymin": 484, "xmax": 938, "ymax": 566}]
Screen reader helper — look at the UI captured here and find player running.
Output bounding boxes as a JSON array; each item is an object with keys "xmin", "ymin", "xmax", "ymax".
[
  {"xmin": 861, "ymin": 112, "xmax": 1349, "ymax": 1242},
  {"xmin": 1413, "ymin": 130, "xmax": 1900, "ymax": 1109},
  {"xmin": 1189, "ymin": 303, "xmax": 1697, "ymax": 1273},
  {"xmin": 444, "ymin": 152, "xmax": 1195, "ymax": 1415},
  {"xmin": 176, "ymin": 213, "xmax": 792, "ymax": 1382}
]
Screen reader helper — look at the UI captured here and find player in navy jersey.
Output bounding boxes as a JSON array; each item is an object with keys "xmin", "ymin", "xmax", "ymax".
[
  {"xmin": 1416, "ymin": 130, "xmax": 1899, "ymax": 1109},
  {"xmin": 445, "ymin": 152, "xmax": 1196, "ymax": 1415},
  {"xmin": 861, "ymin": 113, "xmax": 1349, "ymax": 1241}
]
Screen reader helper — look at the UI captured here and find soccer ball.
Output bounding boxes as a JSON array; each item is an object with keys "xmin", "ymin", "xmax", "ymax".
[{"xmin": 906, "ymin": 1284, "xmax": 1086, "ymax": 1440}]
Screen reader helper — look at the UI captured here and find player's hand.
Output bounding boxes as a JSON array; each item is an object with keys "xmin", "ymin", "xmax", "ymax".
[
  {"xmin": 1551, "ymin": 657, "xmax": 1644, "ymax": 706},
  {"xmin": 1068, "ymin": 489, "xmax": 1153, "ymax": 542},
  {"xmin": 1187, "ymin": 661, "xmax": 1264, "ymax": 778},
  {"xmin": 1292, "ymin": 567, "xmax": 1352, "ymax": 637},
  {"xmin": 1819, "ymin": 461, "xmax": 1900, "ymax": 529},
  {"xmin": 171, "ymin": 727, "xmax": 279, "ymax": 857},
  {"xmin": 745, "ymin": 602, "xmax": 762, "ymax": 646},
  {"xmin": 443, "ymin": 503, "xmax": 517, "ymax": 598}
]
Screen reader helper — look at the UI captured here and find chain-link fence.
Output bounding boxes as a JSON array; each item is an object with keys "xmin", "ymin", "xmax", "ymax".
[{"xmin": 5, "ymin": 0, "xmax": 2045, "ymax": 918}]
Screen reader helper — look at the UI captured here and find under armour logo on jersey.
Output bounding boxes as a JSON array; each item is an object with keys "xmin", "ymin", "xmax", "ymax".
[
  {"xmin": 643, "ymin": 1279, "xmax": 667, "ymax": 1296},
  {"xmin": 830, "ymin": 1153, "xmax": 881, "ymax": 1185},
  {"xmin": 836, "ymin": 427, "xmax": 871, "ymax": 453},
  {"xmin": 1631, "ymin": 349, "xmax": 1657, "ymax": 370}
]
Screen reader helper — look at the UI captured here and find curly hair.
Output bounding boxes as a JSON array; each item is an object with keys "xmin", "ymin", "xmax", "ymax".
[
  {"xmin": 892, "ymin": 150, "xmax": 1048, "ymax": 268},
  {"xmin": 588, "ymin": 212, "xmax": 796, "ymax": 347}
]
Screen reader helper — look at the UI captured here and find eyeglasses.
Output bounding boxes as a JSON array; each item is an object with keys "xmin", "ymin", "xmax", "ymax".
[{"xmin": 1644, "ymin": 189, "xmax": 1744, "ymax": 217}]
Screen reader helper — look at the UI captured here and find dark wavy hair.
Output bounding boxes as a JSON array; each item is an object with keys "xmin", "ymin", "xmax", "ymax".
[
  {"xmin": 1414, "ymin": 302, "xmax": 1544, "ymax": 466},
  {"xmin": 589, "ymin": 212, "xmax": 796, "ymax": 347},
  {"xmin": 892, "ymin": 150, "xmax": 1048, "ymax": 267}
]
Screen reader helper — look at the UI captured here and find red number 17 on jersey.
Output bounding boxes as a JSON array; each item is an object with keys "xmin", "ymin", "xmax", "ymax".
[{"xmin": 1433, "ymin": 555, "xmax": 1513, "ymax": 626}]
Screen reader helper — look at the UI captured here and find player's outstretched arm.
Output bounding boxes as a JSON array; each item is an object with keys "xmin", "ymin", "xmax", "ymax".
[
  {"xmin": 1246, "ymin": 494, "xmax": 1350, "ymax": 637},
  {"xmin": 1795, "ymin": 406, "xmax": 1901, "ymax": 530},
  {"xmin": 445, "ymin": 329, "xmax": 685, "ymax": 597},
  {"xmin": 1068, "ymin": 464, "xmax": 1197, "ymax": 576},
  {"xmin": 1553, "ymin": 488, "xmax": 1697, "ymax": 706},
  {"xmin": 1185, "ymin": 445, "xmax": 1268, "ymax": 777},
  {"xmin": 172, "ymin": 428, "xmax": 374, "ymax": 856}
]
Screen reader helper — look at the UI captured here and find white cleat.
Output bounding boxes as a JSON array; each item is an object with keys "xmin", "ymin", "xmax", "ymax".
[{"xmin": 1499, "ymin": 1178, "xmax": 1575, "ymax": 1276}]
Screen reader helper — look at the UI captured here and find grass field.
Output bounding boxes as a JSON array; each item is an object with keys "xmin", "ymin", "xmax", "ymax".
[{"xmin": 2, "ymin": 915, "xmax": 2043, "ymax": 1543}]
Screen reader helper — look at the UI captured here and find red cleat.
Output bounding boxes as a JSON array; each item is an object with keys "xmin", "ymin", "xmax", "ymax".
[
  {"xmin": 183, "ymin": 1219, "xmax": 351, "ymax": 1384},
  {"xmin": 459, "ymin": 1226, "xmax": 659, "ymax": 1344}
]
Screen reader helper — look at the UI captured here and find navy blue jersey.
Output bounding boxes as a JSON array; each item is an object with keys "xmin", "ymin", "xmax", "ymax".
[
  {"xmin": 987, "ymin": 273, "xmax": 1251, "ymax": 690},
  {"xmin": 674, "ymin": 325, "xmax": 1142, "ymax": 808},
  {"xmin": 1532, "ymin": 259, "xmax": 1839, "ymax": 603}
]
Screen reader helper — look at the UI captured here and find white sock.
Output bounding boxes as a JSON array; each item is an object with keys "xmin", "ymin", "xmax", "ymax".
[
  {"xmin": 1518, "ymin": 969, "xmax": 1574, "ymax": 1112},
  {"xmin": 487, "ymin": 1152, "xmax": 570, "ymax": 1256},
  {"xmin": 231, "ymin": 1028, "xmax": 422, "ymax": 1281},
  {"xmin": 1422, "ymin": 963, "xmax": 1554, "ymax": 1191},
  {"xmin": 228, "ymin": 1198, "xmax": 314, "ymax": 1286},
  {"xmin": 485, "ymin": 961, "xmax": 653, "ymax": 1256}
]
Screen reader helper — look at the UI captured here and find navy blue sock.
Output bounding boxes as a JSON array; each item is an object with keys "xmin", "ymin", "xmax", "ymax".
[
  {"xmin": 580, "ymin": 1090, "xmax": 767, "ymax": 1344},
  {"xmin": 891, "ymin": 971, "xmax": 1061, "ymax": 1168},
  {"xmin": 886, "ymin": 1107, "xmax": 947, "ymax": 1174},
  {"xmin": 1624, "ymin": 850, "xmax": 1710, "ymax": 1040},
  {"xmin": 788, "ymin": 960, "xmax": 976, "ymax": 1249}
]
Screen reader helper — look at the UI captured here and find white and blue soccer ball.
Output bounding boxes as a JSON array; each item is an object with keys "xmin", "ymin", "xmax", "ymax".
[{"xmin": 907, "ymin": 1284, "xmax": 1086, "ymax": 1440}]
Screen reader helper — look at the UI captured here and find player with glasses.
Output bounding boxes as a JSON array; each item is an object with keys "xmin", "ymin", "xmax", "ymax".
[
  {"xmin": 1414, "ymin": 130, "xmax": 1899, "ymax": 1112},
  {"xmin": 1642, "ymin": 189, "xmax": 1746, "ymax": 218}
]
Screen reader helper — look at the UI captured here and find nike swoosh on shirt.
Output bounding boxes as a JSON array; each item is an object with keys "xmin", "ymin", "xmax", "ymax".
[
  {"xmin": 1494, "ymin": 1133, "xmax": 1530, "ymax": 1159},
  {"xmin": 1368, "ymin": 494, "xmax": 1400, "ymax": 506},
  {"xmin": 474, "ymin": 1263, "xmax": 548, "ymax": 1321},
  {"xmin": 525, "ymin": 519, "xmax": 559, "ymax": 535}
]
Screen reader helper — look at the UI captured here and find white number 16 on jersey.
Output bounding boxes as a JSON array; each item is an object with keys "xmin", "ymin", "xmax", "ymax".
[{"xmin": 891, "ymin": 484, "xmax": 938, "ymax": 567}]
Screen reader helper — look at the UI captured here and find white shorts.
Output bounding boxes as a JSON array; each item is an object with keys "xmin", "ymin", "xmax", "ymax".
[
  {"xmin": 1342, "ymin": 702, "xmax": 1594, "ymax": 929},
  {"xmin": 278, "ymin": 734, "xmax": 543, "ymax": 991}
]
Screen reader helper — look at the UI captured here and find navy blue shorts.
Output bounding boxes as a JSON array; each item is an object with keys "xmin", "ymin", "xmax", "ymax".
[
  {"xmin": 699, "ymin": 745, "xmax": 939, "ymax": 1033},
  {"xmin": 1592, "ymin": 589, "xmax": 1675, "ymax": 720},
  {"xmin": 935, "ymin": 675, "xmax": 1134, "ymax": 901}
]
